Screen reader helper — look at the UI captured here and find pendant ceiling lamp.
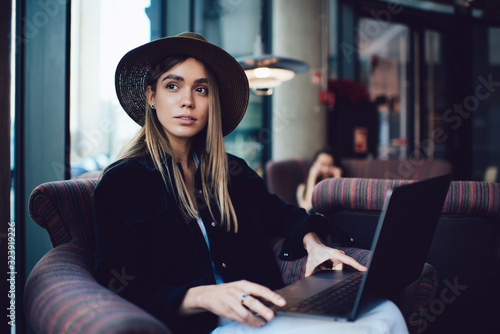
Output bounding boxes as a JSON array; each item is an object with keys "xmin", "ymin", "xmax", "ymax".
[{"xmin": 237, "ymin": 35, "xmax": 309, "ymax": 96}]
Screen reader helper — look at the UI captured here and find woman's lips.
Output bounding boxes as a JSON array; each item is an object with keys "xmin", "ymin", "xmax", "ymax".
[{"xmin": 175, "ymin": 115, "xmax": 197, "ymax": 125}]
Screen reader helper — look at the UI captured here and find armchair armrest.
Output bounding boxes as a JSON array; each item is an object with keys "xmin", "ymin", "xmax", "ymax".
[{"xmin": 25, "ymin": 243, "xmax": 171, "ymax": 334}]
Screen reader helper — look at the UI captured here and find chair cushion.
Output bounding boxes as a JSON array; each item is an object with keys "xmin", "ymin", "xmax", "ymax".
[{"xmin": 29, "ymin": 178, "xmax": 99, "ymax": 252}]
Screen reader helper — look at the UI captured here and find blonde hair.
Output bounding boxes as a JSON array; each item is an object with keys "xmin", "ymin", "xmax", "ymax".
[{"xmin": 116, "ymin": 56, "xmax": 238, "ymax": 232}]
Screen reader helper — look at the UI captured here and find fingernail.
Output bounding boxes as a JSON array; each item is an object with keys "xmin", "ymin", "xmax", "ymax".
[
  {"xmin": 278, "ymin": 298, "xmax": 286, "ymax": 306},
  {"xmin": 266, "ymin": 311, "xmax": 273, "ymax": 319}
]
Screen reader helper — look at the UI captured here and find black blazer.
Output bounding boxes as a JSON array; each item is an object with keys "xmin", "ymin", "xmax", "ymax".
[{"xmin": 93, "ymin": 153, "xmax": 329, "ymax": 334}]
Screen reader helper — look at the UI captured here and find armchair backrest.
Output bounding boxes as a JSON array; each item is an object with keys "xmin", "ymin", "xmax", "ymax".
[
  {"xmin": 340, "ymin": 158, "xmax": 453, "ymax": 179},
  {"xmin": 312, "ymin": 177, "xmax": 500, "ymax": 220},
  {"xmin": 29, "ymin": 178, "xmax": 99, "ymax": 254},
  {"xmin": 265, "ymin": 158, "xmax": 311, "ymax": 205},
  {"xmin": 312, "ymin": 177, "xmax": 500, "ymax": 252}
]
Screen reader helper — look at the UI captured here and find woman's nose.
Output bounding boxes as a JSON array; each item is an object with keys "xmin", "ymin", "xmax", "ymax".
[{"xmin": 180, "ymin": 91, "xmax": 195, "ymax": 109}]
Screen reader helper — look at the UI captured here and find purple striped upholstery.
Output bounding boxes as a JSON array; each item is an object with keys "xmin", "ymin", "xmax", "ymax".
[
  {"xmin": 312, "ymin": 178, "xmax": 414, "ymax": 214},
  {"xmin": 271, "ymin": 238, "xmax": 307, "ymax": 284},
  {"xmin": 312, "ymin": 178, "xmax": 500, "ymax": 220},
  {"xmin": 393, "ymin": 263, "xmax": 438, "ymax": 331},
  {"xmin": 24, "ymin": 243, "xmax": 171, "ymax": 334},
  {"xmin": 442, "ymin": 181, "xmax": 500, "ymax": 217},
  {"xmin": 29, "ymin": 178, "xmax": 99, "ymax": 252}
]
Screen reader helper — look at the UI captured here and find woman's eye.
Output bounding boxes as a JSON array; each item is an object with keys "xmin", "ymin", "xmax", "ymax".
[
  {"xmin": 197, "ymin": 87, "xmax": 208, "ymax": 94},
  {"xmin": 166, "ymin": 83, "xmax": 178, "ymax": 90}
]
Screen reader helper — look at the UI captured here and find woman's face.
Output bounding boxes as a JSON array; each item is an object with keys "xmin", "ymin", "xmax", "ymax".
[
  {"xmin": 147, "ymin": 57, "xmax": 209, "ymax": 145},
  {"xmin": 316, "ymin": 153, "xmax": 335, "ymax": 179}
]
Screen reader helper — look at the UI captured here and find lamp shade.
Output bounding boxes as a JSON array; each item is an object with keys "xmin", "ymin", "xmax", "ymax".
[
  {"xmin": 237, "ymin": 54, "xmax": 309, "ymax": 94},
  {"xmin": 244, "ymin": 68, "xmax": 295, "ymax": 88}
]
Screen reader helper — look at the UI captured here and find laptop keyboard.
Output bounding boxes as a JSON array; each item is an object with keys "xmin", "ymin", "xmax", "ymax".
[{"xmin": 288, "ymin": 272, "xmax": 364, "ymax": 316}]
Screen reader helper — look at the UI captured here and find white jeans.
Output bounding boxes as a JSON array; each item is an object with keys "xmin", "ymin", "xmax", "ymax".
[{"xmin": 212, "ymin": 299, "xmax": 408, "ymax": 334}]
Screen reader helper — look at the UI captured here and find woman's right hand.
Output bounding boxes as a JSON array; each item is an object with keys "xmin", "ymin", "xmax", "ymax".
[
  {"xmin": 179, "ymin": 280, "xmax": 286, "ymax": 328},
  {"xmin": 308, "ymin": 161, "xmax": 322, "ymax": 184}
]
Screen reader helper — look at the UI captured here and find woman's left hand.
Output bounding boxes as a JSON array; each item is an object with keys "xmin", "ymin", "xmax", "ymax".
[{"xmin": 303, "ymin": 232, "xmax": 367, "ymax": 277}]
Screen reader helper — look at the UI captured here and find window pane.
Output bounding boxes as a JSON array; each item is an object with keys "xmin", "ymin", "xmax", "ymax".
[
  {"xmin": 422, "ymin": 30, "xmax": 448, "ymax": 160},
  {"xmin": 472, "ymin": 27, "xmax": 500, "ymax": 181},
  {"xmin": 357, "ymin": 18, "xmax": 409, "ymax": 158},
  {"xmin": 196, "ymin": 0, "xmax": 265, "ymax": 174},
  {"xmin": 70, "ymin": 0, "xmax": 151, "ymax": 177}
]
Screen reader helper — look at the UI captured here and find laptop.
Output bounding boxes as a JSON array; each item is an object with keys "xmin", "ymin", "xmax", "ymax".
[{"xmin": 271, "ymin": 174, "xmax": 451, "ymax": 321}]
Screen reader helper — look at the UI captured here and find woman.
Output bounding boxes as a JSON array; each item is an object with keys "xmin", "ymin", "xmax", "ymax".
[
  {"xmin": 93, "ymin": 32, "xmax": 404, "ymax": 334},
  {"xmin": 297, "ymin": 147, "xmax": 342, "ymax": 213}
]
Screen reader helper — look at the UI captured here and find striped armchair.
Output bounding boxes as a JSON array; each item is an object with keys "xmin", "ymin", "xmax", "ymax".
[
  {"xmin": 26, "ymin": 178, "xmax": 374, "ymax": 333},
  {"xmin": 26, "ymin": 178, "xmax": 437, "ymax": 333},
  {"xmin": 313, "ymin": 178, "xmax": 500, "ymax": 334}
]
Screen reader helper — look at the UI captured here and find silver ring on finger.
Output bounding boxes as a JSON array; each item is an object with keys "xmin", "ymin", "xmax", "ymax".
[{"xmin": 241, "ymin": 293, "xmax": 248, "ymax": 305}]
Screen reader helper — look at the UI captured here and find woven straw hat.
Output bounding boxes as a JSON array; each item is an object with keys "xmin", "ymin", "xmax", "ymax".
[{"xmin": 115, "ymin": 32, "xmax": 249, "ymax": 136}]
